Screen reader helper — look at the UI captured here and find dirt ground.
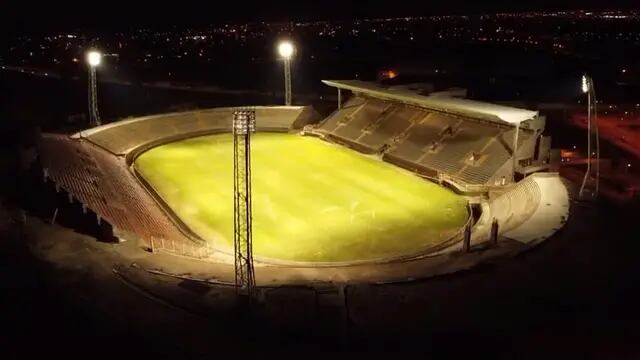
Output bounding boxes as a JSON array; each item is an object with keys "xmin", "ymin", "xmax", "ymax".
[{"xmin": 2, "ymin": 196, "xmax": 640, "ymax": 358}]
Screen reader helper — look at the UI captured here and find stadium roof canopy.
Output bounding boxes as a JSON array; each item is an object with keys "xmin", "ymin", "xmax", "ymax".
[{"xmin": 322, "ymin": 80, "xmax": 539, "ymax": 127}]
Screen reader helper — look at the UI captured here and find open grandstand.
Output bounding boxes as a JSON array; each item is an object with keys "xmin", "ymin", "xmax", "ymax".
[
  {"xmin": 39, "ymin": 106, "xmax": 319, "ymax": 256},
  {"xmin": 36, "ymin": 81, "xmax": 569, "ymax": 281}
]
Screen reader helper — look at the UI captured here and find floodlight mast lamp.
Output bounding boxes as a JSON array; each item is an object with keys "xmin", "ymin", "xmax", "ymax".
[
  {"xmin": 86, "ymin": 50, "xmax": 102, "ymax": 127},
  {"xmin": 233, "ymin": 109, "xmax": 257, "ymax": 300},
  {"xmin": 579, "ymin": 74, "xmax": 600, "ymax": 199},
  {"xmin": 278, "ymin": 41, "xmax": 294, "ymax": 106}
]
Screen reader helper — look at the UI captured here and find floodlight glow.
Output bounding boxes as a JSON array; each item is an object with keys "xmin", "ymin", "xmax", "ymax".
[
  {"xmin": 87, "ymin": 51, "xmax": 102, "ymax": 67},
  {"xmin": 233, "ymin": 110, "xmax": 256, "ymax": 135},
  {"xmin": 582, "ymin": 75, "xmax": 589, "ymax": 93},
  {"xmin": 278, "ymin": 41, "xmax": 294, "ymax": 58}
]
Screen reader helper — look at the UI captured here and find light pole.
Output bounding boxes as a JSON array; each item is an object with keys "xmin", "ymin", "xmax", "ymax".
[
  {"xmin": 592, "ymin": 78, "xmax": 600, "ymax": 197},
  {"xmin": 579, "ymin": 74, "xmax": 600, "ymax": 199},
  {"xmin": 86, "ymin": 50, "xmax": 102, "ymax": 126},
  {"xmin": 233, "ymin": 109, "xmax": 256, "ymax": 301},
  {"xmin": 277, "ymin": 41, "xmax": 295, "ymax": 106}
]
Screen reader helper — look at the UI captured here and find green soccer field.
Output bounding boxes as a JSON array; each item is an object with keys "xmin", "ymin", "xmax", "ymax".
[{"xmin": 134, "ymin": 133, "xmax": 469, "ymax": 262}]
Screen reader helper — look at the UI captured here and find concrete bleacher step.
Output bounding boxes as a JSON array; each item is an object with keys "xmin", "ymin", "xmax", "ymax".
[
  {"xmin": 321, "ymin": 96, "xmax": 534, "ymax": 188},
  {"xmin": 488, "ymin": 176, "xmax": 541, "ymax": 233},
  {"xmin": 333, "ymin": 99, "xmax": 389, "ymax": 140},
  {"xmin": 359, "ymin": 106, "xmax": 419, "ymax": 148},
  {"xmin": 40, "ymin": 135, "xmax": 195, "ymax": 248}
]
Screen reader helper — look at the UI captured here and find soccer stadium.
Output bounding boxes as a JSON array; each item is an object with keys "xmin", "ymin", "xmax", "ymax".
[{"xmin": 37, "ymin": 80, "xmax": 570, "ymax": 283}]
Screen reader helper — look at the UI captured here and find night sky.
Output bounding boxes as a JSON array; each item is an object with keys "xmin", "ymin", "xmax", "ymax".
[{"xmin": 1, "ymin": 0, "xmax": 637, "ymax": 35}]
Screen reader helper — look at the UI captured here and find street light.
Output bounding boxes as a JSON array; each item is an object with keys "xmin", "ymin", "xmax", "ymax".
[
  {"xmin": 86, "ymin": 50, "xmax": 102, "ymax": 126},
  {"xmin": 277, "ymin": 41, "xmax": 295, "ymax": 106}
]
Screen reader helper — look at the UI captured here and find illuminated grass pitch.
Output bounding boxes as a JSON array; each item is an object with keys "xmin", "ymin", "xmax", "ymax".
[{"xmin": 135, "ymin": 133, "xmax": 468, "ymax": 262}]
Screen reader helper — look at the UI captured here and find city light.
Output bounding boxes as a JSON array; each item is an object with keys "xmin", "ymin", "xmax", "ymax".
[
  {"xmin": 87, "ymin": 51, "xmax": 102, "ymax": 67},
  {"xmin": 278, "ymin": 41, "xmax": 295, "ymax": 58},
  {"xmin": 582, "ymin": 75, "xmax": 589, "ymax": 93}
]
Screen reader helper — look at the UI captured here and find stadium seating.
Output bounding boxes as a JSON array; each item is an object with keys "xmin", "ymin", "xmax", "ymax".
[
  {"xmin": 358, "ymin": 105, "xmax": 424, "ymax": 152},
  {"xmin": 316, "ymin": 96, "xmax": 366, "ymax": 133},
  {"xmin": 459, "ymin": 128, "xmax": 533, "ymax": 185},
  {"xmin": 80, "ymin": 106, "xmax": 316, "ymax": 156},
  {"xmin": 315, "ymin": 97, "xmax": 395, "ymax": 152},
  {"xmin": 387, "ymin": 113, "xmax": 502, "ymax": 184},
  {"xmin": 488, "ymin": 175, "xmax": 542, "ymax": 232},
  {"xmin": 82, "ymin": 110, "xmax": 230, "ymax": 155},
  {"xmin": 418, "ymin": 118, "xmax": 501, "ymax": 175},
  {"xmin": 39, "ymin": 134, "xmax": 194, "ymax": 247},
  {"xmin": 333, "ymin": 98, "xmax": 389, "ymax": 141},
  {"xmin": 38, "ymin": 106, "xmax": 319, "ymax": 253},
  {"xmin": 315, "ymin": 94, "xmax": 538, "ymax": 186},
  {"xmin": 254, "ymin": 107, "xmax": 316, "ymax": 131},
  {"xmin": 389, "ymin": 112, "xmax": 456, "ymax": 162}
]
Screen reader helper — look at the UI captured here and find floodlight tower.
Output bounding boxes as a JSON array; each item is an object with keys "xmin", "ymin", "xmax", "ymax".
[
  {"xmin": 579, "ymin": 74, "xmax": 600, "ymax": 198},
  {"xmin": 233, "ymin": 109, "xmax": 256, "ymax": 299},
  {"xmin": 278, "ymin": 41, "xmax": 295, "ymax": 106},
  {"xmin": 86, "ymin": 50, "xmax": 102, "ymax": 126}
]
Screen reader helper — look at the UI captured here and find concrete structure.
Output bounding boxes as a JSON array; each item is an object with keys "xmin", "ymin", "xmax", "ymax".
[
  {"xmin": 37, "ymin": 93, "xmax": 569, "ymax": 283},
  {"xmin": 313, "ymin": 82, "xmax": 552, "ymax": 192}
]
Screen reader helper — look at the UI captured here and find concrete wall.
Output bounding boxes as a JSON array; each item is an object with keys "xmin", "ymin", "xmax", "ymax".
[{"xmin": 75, "ymin": 106, "xmax": 319, "ymax": 156}]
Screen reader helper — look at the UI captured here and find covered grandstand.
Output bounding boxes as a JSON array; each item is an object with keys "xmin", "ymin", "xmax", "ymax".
[{"xmin": 312, "ymin": 80, "xmax": 551, "ymax": 191}]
